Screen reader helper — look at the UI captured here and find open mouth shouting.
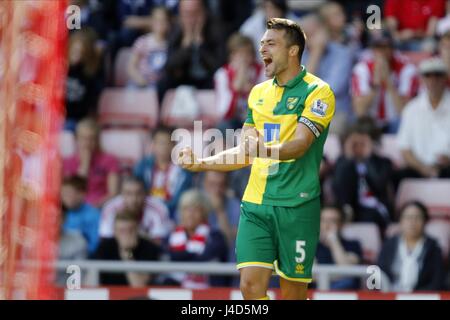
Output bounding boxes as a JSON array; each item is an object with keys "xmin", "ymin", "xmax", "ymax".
[{"xmin": 262, "ymin": 56, "xmax": 273, "ymax": 69}]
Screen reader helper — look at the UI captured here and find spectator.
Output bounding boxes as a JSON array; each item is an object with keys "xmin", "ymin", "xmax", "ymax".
[
  {"xmin": 167, "ymin": 189, "xmax": 228, "ymax": 288},
  {"xmin": 94, "ymin": 210, "xmax": 161, "ymax": 287},
  {"xmin": 385, "ymin": 0, "xmax": 446, "ymax": 51},
  {"xmin": 315, "ymin": 206, "xmax": 363, "ymax": 289},
  {"xmin": 437, "ymin": 22, "xmax": 450, "ymax": 87},
  {"xmin": 240, "ymin": 0, "xmax": 298, "ymax": 62},
  {"xmin": 201, "ymin": 171, "xmax": 240, "ymax": 261},
  {"xmin": 395, "ymin": 57, "xmax": 450, "ymax": 186},
  {"xmin": 214, "ymin": 33, "xmax": 264, "ymax": 130},
  {"xmin": 303, "ymin": 3, "xmax": 356, "ymax": 134},
  {"xmin": 134, "ymin": 125, "xmax": 192, "ymax": 217},
  {"xmin": 61, "ymin": 175, "xmax": 100, "ymax": 255},
  {"xmin": 57, "ymin": 228, "xmax": 88, "ymax": 286},
  {"xmin": 436, "ymin": 0, "xmax": 450, "ymax": 39},
  {"xmin": 378, "ymin": 201, "xmax": 445, "ymax": 291},
  {"xmin": 351, "ymin": 31, "xmax": 418, "ymax": 133},
  {"xmin": 65, "ymin": 29, "xmax": 104, "ymax": 131},
  {"xmin": 68, "ymin": 0, "xmax": 109, "ymax": 42},
  {"xmin": 99, "ymin": 176, "xmax": 172, "ymax": 245},
  {"xmin": 113, "ymin": 0, "xmax": 156, "ymax": 47},
  {"xmin": 127, "ymin": 6, "xmax": 171, "ymax": 87},
  {"xmin": 63, "ymin": 118, "xmax": 120, "ymax": 207},
  {"xmin": 159, "ymin": 0, "xmax": 225, "ymax": 92},
  {"xmin": 332, "ymin": 117, "xmax": 394, "ymax": 233}
]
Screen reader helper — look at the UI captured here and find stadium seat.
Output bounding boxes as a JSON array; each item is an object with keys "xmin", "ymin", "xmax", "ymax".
[
  {"xmin": 98, "ymin": 88, "xmax": 159, "ymax": 129},
  {"xmin": 402, "ymin": 51, "xmax": 432, "ymax": 66},
  {"xmin": 114, "ymin": 47, "xmax": 131, "ymax": 87},
  {"xmin": 341, "ymin": 222, "xmax": 381, "ymax": 263},
  {"xmin": 161, "ymin": 89, "xmax": 219, "ymax": 128},
  {"xmin": 59, "ymin": 130, "xmax": 76, "ymax": 158},
  {"xmin": 396, "ymin": 179, "xmax": 450, "ymax": 219},
  {"xmin": 100, "ymin": 129, "xmax": 148, "ymax": 169},
  {"xmin": 425, "ymin": 220, "xmax": 450, "ymax": 259},
  {"xmin": 383, "ymin": 221, "xmax": 450, "ymax": 259},
  {"xmin": 378, "ymin": 134, "xmax": 405, "ymax": 168},
  {"xmin": 323, "ymin": 133, "xmax": 341, "ymax": 163}
]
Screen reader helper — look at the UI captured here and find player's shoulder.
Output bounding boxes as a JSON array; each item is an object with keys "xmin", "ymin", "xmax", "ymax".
[
  {"xmin": 248, "ymin": 78, "xmax": 273, "ymax": 101},
  {"xmin": 303, "ymin": 72, "xmax": 334, "ymax": 99},
  {"xmin": 252, "ymin": 78, "xmax": 273, "ymax": 92},
  {"xmin": 303, "ymin": 72, "xmax": 332, "ymax": 91}
]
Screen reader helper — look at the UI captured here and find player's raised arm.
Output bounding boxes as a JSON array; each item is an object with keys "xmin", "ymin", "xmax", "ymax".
[{"xmin": 177, "ymin": 125, "xmax": 258, "ymax": 172}]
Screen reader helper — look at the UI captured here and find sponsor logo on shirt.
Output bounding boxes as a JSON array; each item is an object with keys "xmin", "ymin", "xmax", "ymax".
[{"xmin": 311, "ymin": 99, "xmax": 328, "ymax": 117}]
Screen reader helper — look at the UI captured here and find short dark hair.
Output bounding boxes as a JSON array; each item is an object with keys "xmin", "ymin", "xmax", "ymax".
[
  {"xmin": 62, "ymin": 175, "xmax": 87, "ymax": 192},
  {"xmin": 343, "ymin": 116, "xmax": 382, "ymax": 144},
  {"xmin": 322, "ymin": 205, "xmax": 346, "ymax": 222},
  {"xmin": 266, "ymin": 18, "xmax": 306, "ymax": 59},
  {"xmin": 121, "ymin": 176, "xmax": 145, "ymax": 191},
  {"xmin": 152, "ymin": 124, "xmax": 174, "ymax": 138},
  {"xmin": 399, "ymin": 201, "xmax": 430, "ymax": 223},
  {"xmin": 115, "ymin": 209, "xmax": 139, "ymax": 224}
]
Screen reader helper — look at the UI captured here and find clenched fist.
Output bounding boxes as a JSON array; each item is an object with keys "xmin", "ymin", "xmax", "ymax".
[
  {"xmin": 241, "ymin": 127, "xmax": 262, "ymax": 158},
  {"xmin": 177, "ymin": 147, "xmax": 200, "ymax": 171}
]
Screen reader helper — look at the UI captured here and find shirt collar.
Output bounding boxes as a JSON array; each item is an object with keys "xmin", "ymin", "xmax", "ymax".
[{"xmin": 272, "ymin": 65, "xmax": 307, "ymax": 88}]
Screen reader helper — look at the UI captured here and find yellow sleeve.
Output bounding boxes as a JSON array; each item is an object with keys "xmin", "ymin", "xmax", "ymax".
[
  {"xmin": 244, "ymin": 86, "xmax": 258, "ymax": 126},
  {"xmin": 299, "ymin": 84, "xmax": 335, "ymax": 137}
]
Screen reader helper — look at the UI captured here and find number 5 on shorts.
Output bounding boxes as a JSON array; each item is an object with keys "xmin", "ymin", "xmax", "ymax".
[{"xmin": 295, "ymin": 240, "xmax": 306, "ymax": 263}]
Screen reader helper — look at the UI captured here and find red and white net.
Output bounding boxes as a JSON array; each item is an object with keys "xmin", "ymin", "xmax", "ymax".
[{"xmin": 0, "ymin": 0, "xmax": 67, "ymax": 299}]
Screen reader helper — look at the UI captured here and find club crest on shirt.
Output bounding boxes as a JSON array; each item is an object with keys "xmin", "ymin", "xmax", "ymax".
[
  {"xmin": 286, "ymin": 97, "xmax": 299, "ymax": 110},
  {"xmin": 311, "ymin": 99, "xmax": 328, "ymax": 117}
]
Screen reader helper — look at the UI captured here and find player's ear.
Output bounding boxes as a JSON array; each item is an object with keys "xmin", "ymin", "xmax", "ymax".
[{"xmin": 289, "ymin": 45, "xmax": 299, "ymax": 58}]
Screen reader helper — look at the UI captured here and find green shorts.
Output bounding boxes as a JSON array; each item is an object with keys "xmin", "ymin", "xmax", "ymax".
[{"xmin": 236, "ymin": 198, "xmax": 321, "ymax": 283}]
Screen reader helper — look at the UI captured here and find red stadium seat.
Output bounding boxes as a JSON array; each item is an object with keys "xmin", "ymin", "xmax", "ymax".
[
  {"xmin": 98, "ymin": 88, "xmax": 159, "ymax": 129},
  {"xmin": 59, "ymin": 130, "xmax": 76, "ymax": 158},
  {"xmin": 114, "ymin": 47, "xmax": 132, "ymax": 87},
  {"xmin": 402, "ymin": 51, "xmax": 432, "ymax": 66},
  {"xmin": 161, "ymin": 89, "xmax": 219, "ymax": 128},
  {"xmin": 425, "ymin": 220, "xmax": 450, "ymax": 259},
  {"xmin": 377, "ymin": 134, "xmax": 405, "ymax": 168},
  {"xmin": 323, "ymin": 133, "xmax": 341, "ymax": 163},
  {"xmin": 341, "ymin": 222, "xmax": 381, "ymax": 263},
  {"xmin": 396, "ymin": 179, "xmax": 450, "ymax": 219},
  {"xmin": 100, "ymin": 129, "xmax": 148, "ymax": 169}
]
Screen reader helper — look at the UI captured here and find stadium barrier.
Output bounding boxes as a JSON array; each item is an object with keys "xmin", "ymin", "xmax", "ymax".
[
  {"xmin": 58, "ymin": 287, "xmax": 450, "ymax": 300},
  {"xmin": 55, "ymin": 261, "xmax": 392, "ymax": 291}
]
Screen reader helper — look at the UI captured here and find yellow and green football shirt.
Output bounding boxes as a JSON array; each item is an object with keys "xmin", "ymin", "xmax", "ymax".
[{"xmin": 242, "ymin": 66, "xmax": 335, "ymax": 207}]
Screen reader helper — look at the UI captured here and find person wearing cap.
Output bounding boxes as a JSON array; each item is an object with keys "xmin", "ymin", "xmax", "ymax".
[
  {"xmin": 395, "ymin": 57, "xmax": 450, "ymax": 185},
  {"xmin": 351, "ymin": 30, "xmax": 419, "ymax": 133}
]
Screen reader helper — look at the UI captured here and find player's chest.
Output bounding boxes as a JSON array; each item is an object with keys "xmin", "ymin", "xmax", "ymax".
[{"xmin": 251, "ymin": 87, "xmax": 307, "ymax": 142}]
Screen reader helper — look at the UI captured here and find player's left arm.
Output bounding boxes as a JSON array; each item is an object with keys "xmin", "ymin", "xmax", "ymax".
[{"xmin": 261, "ymin": 85, "xmax": 335, "ymax": 161}]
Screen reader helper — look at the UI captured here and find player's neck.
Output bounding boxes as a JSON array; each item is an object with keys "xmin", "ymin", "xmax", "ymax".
[{"xmin": 275, "ymin": 64, "xmax": 302, "ymax": 86}]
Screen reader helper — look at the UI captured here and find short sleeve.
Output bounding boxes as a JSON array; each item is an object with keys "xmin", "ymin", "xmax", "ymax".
[
  {"xmin": 244, "ymin": 86, "xmax": 257, "ymax": 126},
  {"xmin": 299, "ymin": 84, "xmax": 336, "ymax": 138},
  {"xmin": 397, "ymin": 106, "xmax": 413, "ymax": 150}
]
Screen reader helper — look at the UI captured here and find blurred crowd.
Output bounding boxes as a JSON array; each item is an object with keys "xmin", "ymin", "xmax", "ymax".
[{"xmin": 26, "ymin": 0, "xmax": 450, "ymax": 291}]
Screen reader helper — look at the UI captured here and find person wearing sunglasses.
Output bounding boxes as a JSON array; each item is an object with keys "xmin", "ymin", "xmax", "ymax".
[{"xmin": 395, "ymin": 57, "xmax": 450, "ymax": 187}]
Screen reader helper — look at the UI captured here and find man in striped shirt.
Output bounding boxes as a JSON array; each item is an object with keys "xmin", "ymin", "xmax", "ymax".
[
  {"xmin": 351, "ymin": 31, "xmax": 418, "ymax": 133},
  {"xmin": 99, "ymin": 176, "xmax": 173, "ymax": 245}
]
